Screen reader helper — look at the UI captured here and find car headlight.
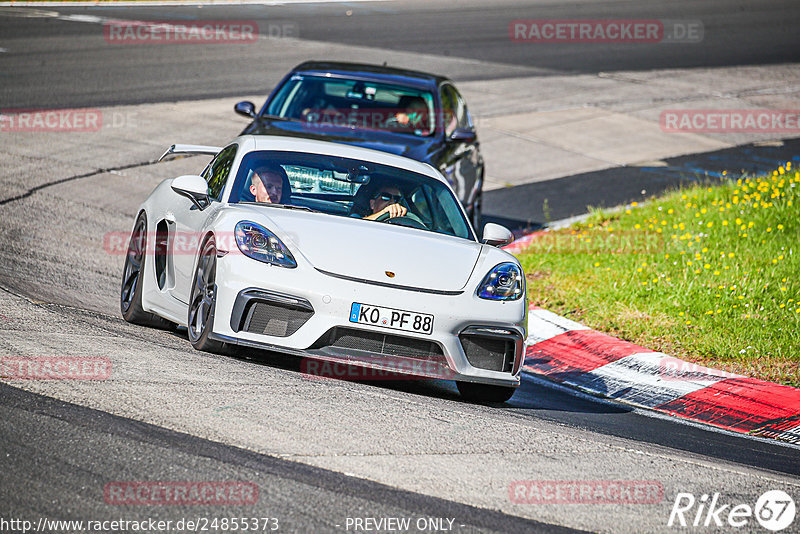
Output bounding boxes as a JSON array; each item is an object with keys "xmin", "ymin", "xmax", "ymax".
[
  {"xmin": 477, "ymin": 262, "xmax": 523, "ymax": 300},
  {"xmin": 234, "ymin": 221, "xmax": 297, "ymax": 268}
]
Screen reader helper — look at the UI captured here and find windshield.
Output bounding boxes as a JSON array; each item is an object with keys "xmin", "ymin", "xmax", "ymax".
[
  {"xmin": 229, "ymin": 151, "xmax": 473, "ymax": 241},
  {"xmin": 265, "ymin": 75, "xmax": 435, "ymax": 137}
]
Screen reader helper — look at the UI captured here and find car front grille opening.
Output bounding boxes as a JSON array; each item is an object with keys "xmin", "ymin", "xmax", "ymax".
[
  {"xmin": 311, "ymin": 327, "xmax": 444, "ymax": 360},
  {"xmin": 459, "ymin": 334, "xmax": 515, "ymax": 372},
  {"xmin": 242, "ymin": 300, "xmax": 313, "ymax": 337}
]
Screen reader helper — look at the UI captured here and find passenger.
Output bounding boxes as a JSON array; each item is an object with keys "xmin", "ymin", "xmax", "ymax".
[{"xmin": 249, "ymin": 164, "xmax": 289, "ymax": 204}]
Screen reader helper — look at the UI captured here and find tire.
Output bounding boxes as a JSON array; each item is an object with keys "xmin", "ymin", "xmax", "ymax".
[
  {"xmin": 456, "ymin": 381, "xmax": 516, "ymax": 403},
  {"xmin": 120, "ymin": 213, "xmax": 174, "ymax": 329},
  {"xmin": 187, "ymin": 236, "xmax": 228, "ymax": 354}
]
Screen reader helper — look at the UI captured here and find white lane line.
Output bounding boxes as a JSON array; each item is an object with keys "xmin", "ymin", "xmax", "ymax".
[
  {"xmin": 566, "ymin": 352, "xmax": 729, "ymax": 408},
  {"xmin": 58, "ymin": 14, "xmax": 104, "ymax": 24},
  {"xmin": 0, "ymin": 48, "xmax": 7, "ymax": 53},
  {"xmin": 526, "ymin": 307, "xmax": 589, "ymax": 345}
]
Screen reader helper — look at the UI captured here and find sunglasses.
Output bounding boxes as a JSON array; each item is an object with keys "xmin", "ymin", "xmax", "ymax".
[{"xmin": 376, "ymin": 192, "xmax": 403, "ymax": 203}]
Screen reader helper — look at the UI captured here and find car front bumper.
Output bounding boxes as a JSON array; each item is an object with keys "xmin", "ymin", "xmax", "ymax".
[{"xmin": 210, "ymin": 253, "xmax": 527, "ymax": 387}]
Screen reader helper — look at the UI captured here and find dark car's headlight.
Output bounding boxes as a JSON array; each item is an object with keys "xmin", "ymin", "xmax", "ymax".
[
  {"xmin": 234, "ymin": 221, "xmax": 297, "ymax": 268},
  {"xmin": 477, "ymin": 262, "xmax": 523, "ymax": 300}
]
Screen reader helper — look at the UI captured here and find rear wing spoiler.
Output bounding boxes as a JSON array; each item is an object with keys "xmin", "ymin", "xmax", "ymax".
[{"xmin": 159, "ymin": 144, "xmax": 222, "ymax": 162}]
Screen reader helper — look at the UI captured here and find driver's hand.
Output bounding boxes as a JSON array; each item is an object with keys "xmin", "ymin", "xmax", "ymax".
[{"xmin": 381, "ymin": 203, "xmax": 407, "ymax": 219}]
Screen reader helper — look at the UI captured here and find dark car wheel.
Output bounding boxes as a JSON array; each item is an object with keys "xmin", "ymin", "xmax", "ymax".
[
  {"xmin": 188, "ymin": 237, "xmax": 228, "ymax": 354},
  {"xmin": 456, "ymin": 381, "xmax": 516, "ymax": 403},
  {"xmin": 120, "ymin": 213, "xmax": 174, "ymax": 329}
]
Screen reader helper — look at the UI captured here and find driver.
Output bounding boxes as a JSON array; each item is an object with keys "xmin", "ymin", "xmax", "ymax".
[
  {"xmin": 249, "ymin": 164, "xmax": 288, "ymax": 204},
  {"xmin": 364, "ymin": 185, "xmax": 407, "ymax": 221}
]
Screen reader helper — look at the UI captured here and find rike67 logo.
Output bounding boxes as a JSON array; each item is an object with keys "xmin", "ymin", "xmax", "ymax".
[{"xmin": 668, "ymin": 490, "xmax": 795, "ymax": 531}]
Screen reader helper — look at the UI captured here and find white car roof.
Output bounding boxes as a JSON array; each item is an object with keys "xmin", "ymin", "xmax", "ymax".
[{"xmin": 235, "ymin": 135, "xmax": 445, "ymax": 184}]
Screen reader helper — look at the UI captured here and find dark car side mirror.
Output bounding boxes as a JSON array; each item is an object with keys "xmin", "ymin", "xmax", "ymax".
[
  {"xmin": 448, "ymin": 128, "xmax": 477, "ymax": 143},
  {"xmin": 234, "ymin": 101, "xmax": 257, "ymax": 118}
]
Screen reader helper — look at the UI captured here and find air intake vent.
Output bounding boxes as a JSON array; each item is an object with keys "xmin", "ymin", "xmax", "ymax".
[
  {"xmin": 243, "ymin": 301, "xmax": 313, "ymax": 337},
  {"xmin": 312, "ymin": 327, "xmax": 444, "ymax": 360},
  {"xmin": 459, "ymin": 334, "xmax": 514, "ymax": 372}
]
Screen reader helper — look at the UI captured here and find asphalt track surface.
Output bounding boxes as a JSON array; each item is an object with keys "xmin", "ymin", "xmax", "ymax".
[
  {"xmin": 1, "ymin": 0, "xmax": 799, "ymax": 108},
  {"xmin": 1, "ymin": 1, "xmax": 800, "ymax": 532}
]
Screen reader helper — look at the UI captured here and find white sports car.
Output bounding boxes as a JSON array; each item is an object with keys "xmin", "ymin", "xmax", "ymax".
[{"xmin": 121, "ymin": 135, "xmax": 527, "ymax": 402}]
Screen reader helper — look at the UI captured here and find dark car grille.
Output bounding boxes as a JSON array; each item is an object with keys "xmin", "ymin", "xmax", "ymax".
[
  {"xmin": 459, "ymin": 334, "xmax": 515, "ymax": 372},
  {"xmin": 243, "ymin": 301, "xmax": 313, "ymax": 337},
  {"xmin": 312, "ymin": 327, "xmax": 444, "ymax": 360}
]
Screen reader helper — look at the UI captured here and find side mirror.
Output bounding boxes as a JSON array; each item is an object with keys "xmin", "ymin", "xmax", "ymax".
[
  {"xmin": 234, "ymin": 101, "xmax": 256, "ymax": 118},
  {"xmin": 449, "ymin": 128, "xmax": 477, "ymax": 143},
  {"xmin": 481, "ymin": 223, "xmax": 514, "ymax": 247},
  {"xmin": 171, "ymin": 175, "xmax": 210, "ymax": 210}
]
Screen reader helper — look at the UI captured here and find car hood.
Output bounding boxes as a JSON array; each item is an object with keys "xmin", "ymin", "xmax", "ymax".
[
  {"xmin": 244, "ymin": 118, "xmax": 439, "ymax": 162},
  {"xmin": 233, "ymin": 205, "xmax": 481, "ymax": 293}
]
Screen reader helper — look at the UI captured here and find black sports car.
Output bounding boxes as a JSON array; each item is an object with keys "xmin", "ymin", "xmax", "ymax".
[{"xmin": 235, "ymin": 61, "xmax": 485, "ymax": 229}]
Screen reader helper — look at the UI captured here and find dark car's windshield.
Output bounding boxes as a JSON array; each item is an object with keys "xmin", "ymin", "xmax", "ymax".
[
  {"xmin": 229, "ymin": 151, "xmax": 473, "ymax": 240},
  {"xmin": 265, "ymin": 75, "xmax": 436, "ymax": 137}
]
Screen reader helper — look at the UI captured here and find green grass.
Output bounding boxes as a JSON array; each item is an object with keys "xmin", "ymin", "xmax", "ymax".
[{"xmin": 517, "ymin": 162, "xmax": 800, "ymax": 386}]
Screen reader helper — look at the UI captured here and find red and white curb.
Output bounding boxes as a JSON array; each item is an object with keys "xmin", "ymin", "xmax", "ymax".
[{"xmin": 522, "ymin": 305, "xmax": 800, "ymax": 444}]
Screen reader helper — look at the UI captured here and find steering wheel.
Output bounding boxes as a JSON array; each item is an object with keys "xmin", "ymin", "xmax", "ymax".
[{"xmin": 375, "ymin": 210, "xmax": 428, "ymax": 230}]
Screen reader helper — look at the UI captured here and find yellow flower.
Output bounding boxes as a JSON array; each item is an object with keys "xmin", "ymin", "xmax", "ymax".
[{"xmin": 777, "ymin": 224, "xmax": 784, "ymax": 230}]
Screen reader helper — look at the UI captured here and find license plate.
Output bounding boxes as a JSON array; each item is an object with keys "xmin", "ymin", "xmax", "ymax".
[{"xmin": 349, "ymin": 302, "xmax": 434, "ymax": 335}]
